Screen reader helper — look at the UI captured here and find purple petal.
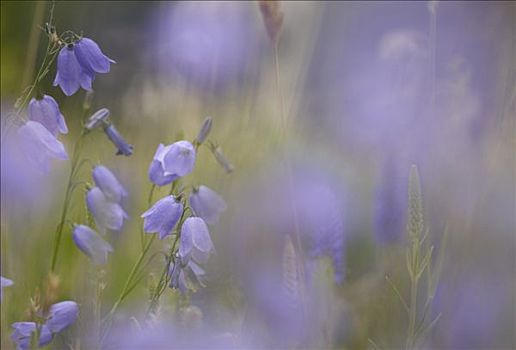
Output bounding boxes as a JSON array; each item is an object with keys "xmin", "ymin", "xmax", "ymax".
[
  {"xmin": 162, "ymin": 140, "xmax": 196, "ymax": 177},
  {"xmin": 28, "ymin": 95, "xmax": 68, "ymax": 136},
  {"xmin": 45, "ymin": 301, "xmax": 79, "ymax": 333},
  {"xmin": 141, "ymin": 196, "xmax": 183, "ymax": 239},
  {"xmin": 75, "ymin": 37, "xmax": 115, "ymax": 74},
  {"xmin": 72, "ymin": 225, "xmax": 113, "ymax": 265},
  {"xmin": 181, "ymin": 217, "xmax": 213, "ymax": 254},
  {"xmin": 53, "ymin": 45, "xmax": 82, "ymax": 96},
  {"xmin": 189, "ymin": 185, "xmax": 226, "ymax": 224},
  {"xmin": 92, "ymin": 165, "xmax": 127, "ymax": 203},
  {"xmin": 86, "ymin": 187, "xmax": 127, "ymax": 233}
]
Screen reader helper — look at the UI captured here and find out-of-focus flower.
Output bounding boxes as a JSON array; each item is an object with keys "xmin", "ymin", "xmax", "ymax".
[
  {"xmin": 1, "ymin": 276, "xmax": 13, "ymax": 302},
  {"xmin": 148, "ymin": 141, "xmax": 196, "ymax": 186},
  {"xmin": 53, "ymin": 44, "xmax": 93, "ymax": 96},
  {"xmin": 103, "ymin": 124, "xmax": 134, "ymax": 156},
  {"xmin": 169, "ymin": 255, "xmax": 206, "ymax": 294},
  {"xmin": 195, "ymin": 116, "xmax": 212, "ymax": 145},
  {"xmin": 189, "ymin": 186, "xmax": 226, "ymax": 224},
  {"xmin": 86, "ymin": 187, "xmax": 128, "ymax": 234},
  {"xmin": 27, "ymin": 95, "xmax": 68, "ymax": 136},
  {"xmin": 210, "ymin": 144, "xmax": 234, "ymax": 174},
  {"xmin": 179, "ymin": 217, "xmax": 214, "ymax": 263},
  {"xmin": 54, "ymin": 38, "xmax": 114, "ymax": 96},
  {"xmin": 72, "ymin": 225, "xmax": 113, "ymax": 265},
  {"xmin": 45, "ymin": 301, "xmax": 79, "ymax": 333},
  {"xmin": 85, "ymin": 108, "xmax": 110, "ymax": 130},
  {"xmin": 11, "ymin": 322, "xmax": 52, "ymax": 350},
  {"xmin": 141, "ymin": 196, "xmax": 183, "ymax": 239},
  {"xmin": 92, "ymin": 165, "xmax": 127, "ymax": 203},
  {"xmin": 152, "ymin": 2, "xmax": 258, "ymax": 88},
  {"xmin": 373, "ymin": 157, "xmax": 407, "ymax": 244},
  {"xmin": 17, "ymin": 121, "xmax": 68, "ymax": 172},
  {"xmin": 74, "ymin": 37, "xmax": 116, "ymax": 74}
]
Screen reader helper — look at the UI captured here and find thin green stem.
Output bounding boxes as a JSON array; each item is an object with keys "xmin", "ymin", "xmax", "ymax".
[{"xmin": 50, "ymin": 130, "xmax": 87, "ymax": 272}]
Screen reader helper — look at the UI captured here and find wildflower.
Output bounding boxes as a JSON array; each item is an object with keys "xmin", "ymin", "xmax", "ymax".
[
  {"xmin": 189, "ymin": 185, "xmax": 226, "ymax": 224},
  {"xmin": 72, "ymin": 225, "xmax": 113, "ymax": 265},
  {"xmin": 169, "ymin": 255, "xmax": 206, "ymax": 294},
  {"xmin": 27, "ymin": 95, "xmax": 68, "ymax": 136},
  {"xmin": 92, "ymin": 165, "xmax": 127, "ymax": 203},
  {"xmin": 74, "ymin": 37, "xmax": 116, "ymax": 74},
  {"xmin": 1, "ymin": 276, "xmax": 13, "ymax": 302},
  {"xmin": 54, "ymin": 38, "xmax": 115, "ymax": 96},
  {"xmin": 103, "ymin": 124, "xmax": 134, "ymax": 156},
  {"xmin": 45, "ymin": 301, "xmax": 79, "ymax": 333},
  {"xmin": 11, "ymin": 322, "xmax": 52, "ymax": 350},
  {"xmin": 86, "ymin": 187, "xmax": 128, "ymax": 234},
  {"xmin": 148, "ymin": 141, "xmax": 196, "ymax": 186},
  {"xmin": 179, "ymin": 217, "xmax": 214, "ymax": 263},
  {"xmin": 141, "ymin": 196, "xmax": 183, "ymax": 239},
  {"xmin": 195, "ymin": 116, "xmax": 212, "ymax": 145},
  {"xmin": 85, "ymin": 108, "xmax": 109, "ymax": 130},
  {"xmin": 53, "ymin": 43, "xmax": 93, "ymax": 96},
  {"xmin": 17, "ymin": 121, "xmax": 68, "ymax": 172}
]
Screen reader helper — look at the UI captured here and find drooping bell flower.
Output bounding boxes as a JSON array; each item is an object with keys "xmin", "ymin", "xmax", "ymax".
[
  {"xmin": 169, "ymin": 255, "xmax": 206, "ymax": 294},
  {"xmin": 11, "ymin": 322, "xmax": 52, "ymax": 350},
  {"xmin": 179, "ymin": 217, "xmax": 214, "ymax": 263},
  {"xmin": 92, "ymin": 165, "xmax": 127, "ymax": 203},
  {"xmin": 53, "ymin": 43, "xmax": 93, "ymax": 96},
  {"xmin": 27, "ymin": 95, "xmax": 68, "ymax": 136},
  {"xmin": 103, "ymin": 124, "xmax": 133, "ymax": 156},
  {"xmin": 85, "ymin": 108, "xmax": 110, "ymax": 130},
  {"xmin": 45, "ymin": 301, "xmax": 79, "ymax": 334},
  {"xmin": 72, "ymin": 225, "xmax": 113, "ymax": 265},
  {"xmin": 189, "ymin": 185, "xmax": 226, "ymax": 224},
  {"xmin": 17, "ymin": 121, "xmax": 68, "ymax": 172},
  {"xmin": 86, "ymin": 187, "xmax": 128, "ymax": 234},
  {"xmin": 141, "ymin": 195, "xmax": 183, "ymax": 239},
  {"xmin": 1, "ymin": 276, "xmax": 13, "ymax": 302},
  {"xmin": 148, "ymin": 141, "xmax": 196, "ymax": 186},
  {"xmin": 53, "ymin": 38, "xmax": 115, "ymax": 96},
  {"xmin": 74, "ymin": 37, "xmax": 116, "ymax": 74}
]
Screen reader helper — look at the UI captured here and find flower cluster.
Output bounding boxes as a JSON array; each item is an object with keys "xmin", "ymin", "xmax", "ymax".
[
  {"xmin": 11, "ymin": 301, "xmax": 79, "ymax": 350},
  {"xmin": 141, "ymin": 119, "xmax": 228, "ymax": 294},
  {"xmin": 54, "ymin": 38, "xmax": 115, "ymax": 96}
]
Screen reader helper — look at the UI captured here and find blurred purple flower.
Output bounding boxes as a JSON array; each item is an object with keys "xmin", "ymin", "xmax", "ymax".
[
  {"xmin": 74, "ymin": 37, "xmax": 116, "ymax": 74},
  {"xmin": 169, "ymin": 255, "xmax": 206, "ymax": 294},
  {"xmin": 45, "ymin": 301, "xmax": 79, "ymax": 334},
  {"xmin": 141, "ymin": 196, "xmax": 183, "ymax": 239},
  {"xmin": 189, "ymin": 186, "xmax": 226, "ymax": 225},
  {"xmin": 151, "ymin": 2, "xmax": 259, "ymax": 89},
  {"xmin": 179, "ymin": 217, "xmax": 214, "ymax": 263},
  {"xmin": 72, "ymin": 224, "xmax": 113, "ymax": 265},
  {"xmin": 92, "ymin": 165, "xmax": 127, "ymax": 203},
  {"xmin": 1, "ymin": 276, "xmax": 13, "ymax": 302},
  {"xmin": 86, "ymin": 187, "xmax": 128, "ymax": 234},
  {"xmin": 53, "ymin": 44, "xmax": 93, "ymax": 96},
  {"xmin": 11, "ymin": 322, "xmax": 52, "ymax": 350},
  {"xmin": 373, "ymin": 157, "xmax": 408, "ymax": 244},
  {"xmin": 27, "ymin": 95, "xmax": 68, "ymax": 136},
  {"xmin": 148, "ymin": 141, "xmax": 196, "ymax": 186},
  {"xmin": 103, "ymin": 124, "xmax": 134, "ymax": 156},
  {"xmin": 17, "ymin": 121, "xmax": 68, "ymax": 172},
  {"xmin": 85, "ymin": 108, "xmax": 110, "ymax": 130}
]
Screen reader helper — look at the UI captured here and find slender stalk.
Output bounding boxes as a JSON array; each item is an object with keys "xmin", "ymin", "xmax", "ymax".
[
  {"xmin": 406, "ymin": 274, "xmax": 419, "ymax": 349},
  {"xmin": 272, "ymin": 41, "xmax": 308, "ymax": 317},
  {"xmin": 50, "ymin": 130, "xmax": 87, "ymax": 272}
]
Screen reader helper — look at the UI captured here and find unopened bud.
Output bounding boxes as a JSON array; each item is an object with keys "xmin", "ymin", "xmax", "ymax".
[
  {"xmin": 259, "ymin": 0, "xmax": 284, "ymax": 43},
  {"xmin": 195, "ymin": 116, "xmax": 213, "ymax": 145},
  {"xmin": 85, "ymin": 108, "xmax": 110, "ymax": 130}
]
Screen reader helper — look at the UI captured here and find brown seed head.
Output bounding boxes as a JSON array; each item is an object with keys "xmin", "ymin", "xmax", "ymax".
[{"xmin": 259, "ymin": 0, "xmax": 284, "ymax": 43}]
